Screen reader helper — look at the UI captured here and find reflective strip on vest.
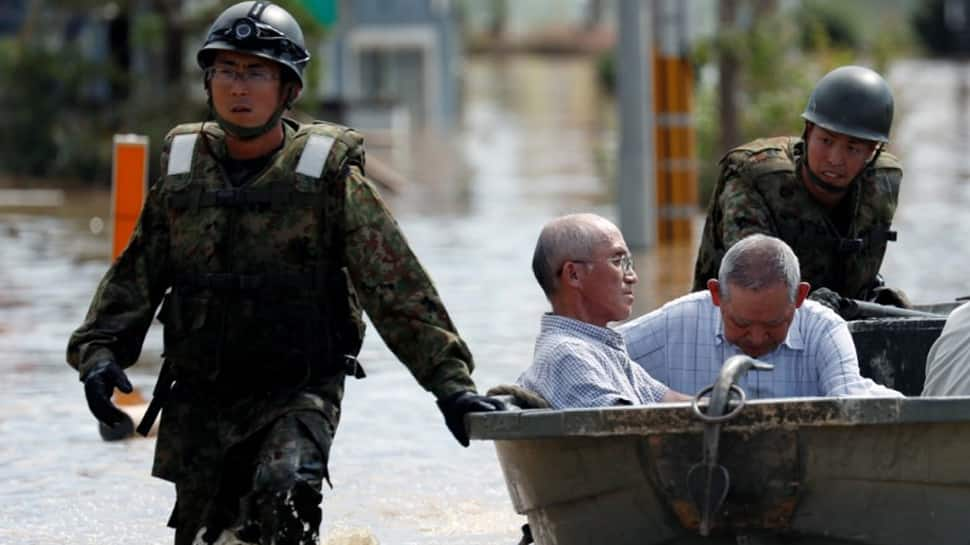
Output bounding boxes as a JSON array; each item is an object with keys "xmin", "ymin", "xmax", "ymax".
[
  {"xmin": 295, "ymin": 134, "xmax": 336, "ymax": 179},
  {"xmin": 168, "ymin": 134, "xmax": 198, "ymax": 175}
]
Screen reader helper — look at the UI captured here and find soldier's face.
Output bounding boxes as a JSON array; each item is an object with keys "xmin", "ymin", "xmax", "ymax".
[
  {"xmin": 709, "ymin": 279, "xmax": 808, "ymax": 358},
  {"xmin": 209, "ymin": 51, "xmax": 284, "ymax": 128},
  {"xmin": 804, "ymin": 125, "xmax": 878, "ymax": 190}
]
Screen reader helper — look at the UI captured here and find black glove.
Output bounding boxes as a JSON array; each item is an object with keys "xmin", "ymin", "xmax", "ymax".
[
  {"xmin": 81, "ymin": 359, "xmax": 133, "ymax": 427},
  {"xmin": 869, "ymin": 286, "xmax": 912, "ymax": 308},
  {"xmin": 808, "ymin": 287, "xmax": 859, "ymax": 320},
  {"xmin": 436, "ymin": 391, "xmax": 506, "ymax": 447}
]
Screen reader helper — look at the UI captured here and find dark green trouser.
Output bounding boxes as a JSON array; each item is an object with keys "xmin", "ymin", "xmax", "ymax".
[{"xmin": 173, "ymin": 412, "xmax": 333, "ymax": 545}]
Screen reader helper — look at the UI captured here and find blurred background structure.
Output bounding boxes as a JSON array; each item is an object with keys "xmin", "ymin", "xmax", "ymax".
[
  {"xmin": 322, "ymin": 0, "xmax": 462, "ymax": 131},
  {"xmin": 5, "ymin": 1, "xmax": 970, "ymax": 544},
  {"xmin": 1, "ymin": 0, "xmax": 962, "ymax": 193}
]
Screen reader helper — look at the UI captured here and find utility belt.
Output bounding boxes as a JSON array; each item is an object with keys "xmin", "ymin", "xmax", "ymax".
[
  {"xmin": 141, "ymin": 271, "xmax": 366, "ymax": 436},
  {"xmin": 173, "ymin": 271, "xmax": 323, "ymax": 294},
  {"xmin": 137, "ymin": 354, "xmax": 365, "ymax": 437}
]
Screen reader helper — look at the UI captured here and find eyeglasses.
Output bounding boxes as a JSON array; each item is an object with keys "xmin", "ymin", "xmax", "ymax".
[
  {"xmin": 561, "ymin": 254, "xmax": 635, "ymax": 275},
  {"xmin": 206, "ymin": 66, "xmax": 279, "ymax": 85},
  {"xmin": 607, "ymin": 254, "xmax": 635, "ymax": 274}
]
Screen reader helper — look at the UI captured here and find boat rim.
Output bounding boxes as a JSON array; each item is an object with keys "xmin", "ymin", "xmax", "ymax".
[{"xmin": 467, "ymin": 395, "xmax": 970, "ymax": 440}]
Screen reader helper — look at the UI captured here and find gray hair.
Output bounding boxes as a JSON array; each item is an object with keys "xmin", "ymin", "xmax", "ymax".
[
  {"xmin": 718, "ymin": 234, "xmax": 801, "ymax": 302},
  {"xmin": 533, "ymin": 213, "xmax": 616, "ymax": 298}
]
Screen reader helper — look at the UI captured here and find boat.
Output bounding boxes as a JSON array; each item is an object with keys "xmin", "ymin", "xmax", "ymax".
[
  {"xmin": 850, "ymin": 312, "xmax": 950, "ymax": 396},
  {"xmin": 469, "ymin": 309, "xmax": 970, "ymax": 545}
]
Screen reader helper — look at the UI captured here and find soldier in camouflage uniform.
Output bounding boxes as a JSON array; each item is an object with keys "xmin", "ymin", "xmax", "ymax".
[
  {"xmin": 66, "ymin": 3, "xmax": 505, "ymax": 544},
  {"xmin": 692, "ymin": 65, "xmax": 908, "ymax": 318}
]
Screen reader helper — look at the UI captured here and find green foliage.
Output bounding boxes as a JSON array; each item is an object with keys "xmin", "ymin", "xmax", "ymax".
[
  {"xmin": 131, "ymin": 11, "xmax": 165, "ymax": 49},
  {"xmin": 596, "ymin": 48, "xmax": 615, "ymax": 94},
  {"xmin": 0, "ymin": 39, "xmax": 109, "ymax": 181},
  {"xmin": 867, "ymin": 10, "xmax": 919, "ymax": 75},
  {"xmin": 693, "ymin": 13, "xmax": 813, "ymax": 207},
  {"xmin": 0, "ymin": 1, "xmax": 330, "ymax": 185},
  {"xmin": 799, "ymin": 0, "xmax": 863, "ymax": 51},
  {"xmin": 692, "ymin": 3, "xmax": 918, "ymax": 207}
]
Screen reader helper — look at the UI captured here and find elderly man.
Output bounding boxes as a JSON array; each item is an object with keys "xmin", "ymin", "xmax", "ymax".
[
  {"xmin": 516, "ymin": 213, "xmax": 689, "ymax": 409},
  {"xmin": 922, "ymin": 302, "xmax": 970, "ymax": 396},
  {"xmin": 620, "ymin": 234, "xmax": 900, "ymax": 399}
]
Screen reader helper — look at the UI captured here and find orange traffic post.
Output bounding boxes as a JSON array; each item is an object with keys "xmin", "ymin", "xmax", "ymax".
[
  {"xmin": 111, "ymin": 134, "xmax": 149, "ymax": 260},
  {"xmin": 652, "ymin": 1, "xmax": 697, "ymax": 245}
]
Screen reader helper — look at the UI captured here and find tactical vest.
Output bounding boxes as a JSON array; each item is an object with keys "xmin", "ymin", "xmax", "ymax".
[
  {"xmin": 693, "ymin": 137, "xmax": 901, "ymax": 298},
  {"xmin": 155, "ymin": 119, "xmax": 366, "ymax": 394}
]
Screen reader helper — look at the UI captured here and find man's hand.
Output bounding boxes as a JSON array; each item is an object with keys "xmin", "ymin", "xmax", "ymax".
[
  {"xmin": 436, "ymin": 391, "xmax": 506, "ymax": 447},
  {"xmin": 81, "ymin": 359, "xmax": 133, "ymax": 427},
  {"xmin": 808, "ymin": 287, "xmax": 859, "ymax": 320},
  {"xmin": 869, "ymin": 286, "xmax": 911, "ymax": 308}
]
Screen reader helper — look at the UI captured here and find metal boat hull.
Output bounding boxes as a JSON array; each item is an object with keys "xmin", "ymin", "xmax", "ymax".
[
  {"xmin": 473, "ymin": 397, "xmax": 970, "ymax": 545},
  {"xmin": 472, "ymin": 311, "xmax": 970, "ymax": 544}
]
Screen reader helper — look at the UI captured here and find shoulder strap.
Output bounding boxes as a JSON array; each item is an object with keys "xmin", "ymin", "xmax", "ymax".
[
  {"xmin": 161, "ymin": 122, "xmax": 214, "ymax": 177},
  {"xmin": 295, "ymin": 133, "xmax": 337, "ymax": 178},
  {"xmin": 721, "ymin": 136, "xmax": 797, "ymax": 180},
  {"xmin": 872, "ymin": 149, "xmax": 902, "ymax": 173},
  {"xmin": 293, "ymin": 121, "xmax": 365, "ymax": 180},
  {"xmin": 167, "ymin": 133, "xmax": 198, "ymax": 176}
]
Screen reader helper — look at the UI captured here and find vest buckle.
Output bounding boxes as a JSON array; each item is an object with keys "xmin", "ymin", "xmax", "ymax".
[
  {"xmin": 214, "ymin": 189, "xmax": 239, "ymax": 206},
  {"xmin": 343, "ymin": 355, "xmax": 366, "ymax": 379}
]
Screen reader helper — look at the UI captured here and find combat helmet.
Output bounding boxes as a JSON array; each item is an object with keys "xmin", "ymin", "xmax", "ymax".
[
  {"xmin": 197, "ymin": 1, "xmax": 310, "ymax": 87},
  {"xmin": 801, "ymin": 65, "xmax": 894, "ymax": 143}
]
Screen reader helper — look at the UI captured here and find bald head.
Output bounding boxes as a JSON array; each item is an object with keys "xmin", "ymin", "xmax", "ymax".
[{"xmin": 533, "ymin": 213, "xmax": 619, "ymax": 298}]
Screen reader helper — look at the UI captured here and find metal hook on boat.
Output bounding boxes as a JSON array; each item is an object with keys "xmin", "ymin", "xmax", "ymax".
[
  {"xmin": 703, "ymin": 355, "xmax": 774, "ymax": 420},
  {"xmin": 691, "ymin": 383, "xmax": 746, "ymax": 423},
  {"xmin": 687, "ymin": 355, "xmax": 774, "ymax": 536}
]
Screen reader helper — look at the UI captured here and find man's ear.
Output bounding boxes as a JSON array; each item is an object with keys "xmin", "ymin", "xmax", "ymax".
[
  {"xmin": 707, "ymin": 279, "xmax": 722, "ymax": 307},
  {"xmin": 562, "ymin": 261, "xmax": 583, "ymax": 288},
  {"xmin": 282, "ymin": 82, "xmax": 303, "ymax": 108},
  {"xmin": 794, "ymin": 281, "xmax": 811, "ymax": 308}
]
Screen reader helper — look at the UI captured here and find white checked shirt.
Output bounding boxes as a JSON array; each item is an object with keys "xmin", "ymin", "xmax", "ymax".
[
  {"xmin": 617, "ymin": 291, "xmax": 902, "ymax": 399},
  {"xmin": 517, "ymin": 314, "xmax": 670, "ymax": 409}
]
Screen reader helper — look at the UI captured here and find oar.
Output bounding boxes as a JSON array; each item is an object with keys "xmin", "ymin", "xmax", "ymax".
[{"xmin": 850, "ymin": 300, "xmax": 947, "ymax": 319}]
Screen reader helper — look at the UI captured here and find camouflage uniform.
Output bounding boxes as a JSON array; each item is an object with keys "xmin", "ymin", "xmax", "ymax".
[
  {"xmin": 692, "ymin": 136, "xmax": 902, "ymax": 298},
  {"xmin": 67, "ymin": 118, "xmax": 477, "ymax": 543}
]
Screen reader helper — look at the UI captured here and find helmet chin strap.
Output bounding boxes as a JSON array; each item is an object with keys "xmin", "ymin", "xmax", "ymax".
[
  {"xmin": 805, "ymin": 163, "xmax": 851, "ymax": 195},
  {"xmin": 207, "ymin": 84, "xmax": 295, "ymax": 141}
]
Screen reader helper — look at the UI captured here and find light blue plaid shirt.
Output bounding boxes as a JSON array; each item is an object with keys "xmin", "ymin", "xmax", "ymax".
[
  {"xmin": 517, "ymin": 314, "xmax": 670, "ymax": 409},
  {"xmin": 617, "ymin": 291, "xmax": 902, "ymax": 399}
]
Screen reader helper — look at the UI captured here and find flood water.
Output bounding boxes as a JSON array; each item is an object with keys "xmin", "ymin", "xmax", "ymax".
[{"xmin": 0, "ymin": 56, "xmax": 967, "ymax": 545}]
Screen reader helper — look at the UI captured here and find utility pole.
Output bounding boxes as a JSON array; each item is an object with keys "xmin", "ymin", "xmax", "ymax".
[
  {"xmin": 616, "ymin": 0, "xmax": 655, "ymax": 250},
  {"xmin": 718, "ymin": 0, "xmax": 740, "ymax": 154}
]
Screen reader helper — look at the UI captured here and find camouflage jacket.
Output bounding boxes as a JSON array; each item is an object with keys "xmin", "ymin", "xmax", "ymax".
[
  {"xmin": 692, "ymin": 136, "xmax": 902, "ymax": 298},
  {"xmin": 67, "ymin": 119, "xmax": 477, "ymax": 482}
]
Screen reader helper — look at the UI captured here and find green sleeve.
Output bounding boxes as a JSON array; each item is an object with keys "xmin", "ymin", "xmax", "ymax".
[
  {"xmin": 716, "ymin": 172, "xmax": 778, "ymax": 248},
  {"xmin": 66, "ymin": 183, "xmax": 172, "ymax": 377},
  {"xmin": 342, "ymin": 166, "xmax": 476, "ymax": 400}
]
